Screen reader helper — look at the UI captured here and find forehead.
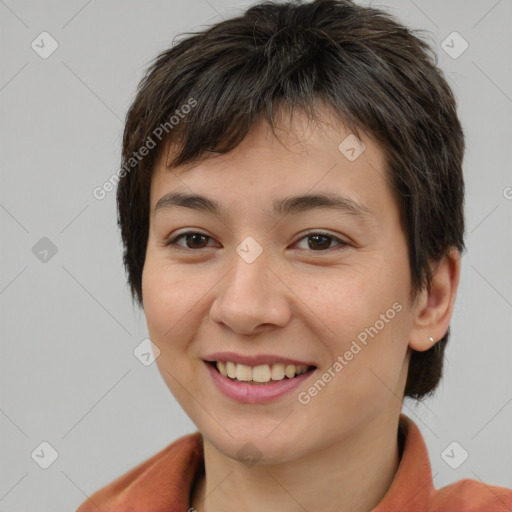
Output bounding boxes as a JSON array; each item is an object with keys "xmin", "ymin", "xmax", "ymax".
[{"xmin": 149, "ymin": 108, "xmax": 392, "ymax": 218}]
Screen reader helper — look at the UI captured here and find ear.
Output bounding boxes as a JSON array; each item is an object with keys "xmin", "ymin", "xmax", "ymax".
[{"xmin": 409, "ymin": 247, "xmax": 461, "ymax": 351}]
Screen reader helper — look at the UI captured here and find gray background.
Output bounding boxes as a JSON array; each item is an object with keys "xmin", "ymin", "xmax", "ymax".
[{"xmin": 1, "ymin": 0, "xmax": 511, "ymax": 510}]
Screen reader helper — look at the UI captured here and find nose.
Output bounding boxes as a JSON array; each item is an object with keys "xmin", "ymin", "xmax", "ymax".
[{"xmin": 208, "ymin": 246, "xmax": 292, "ymax": 335}]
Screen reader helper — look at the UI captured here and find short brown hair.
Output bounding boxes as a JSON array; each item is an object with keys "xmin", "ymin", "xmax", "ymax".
[{"xmin": 117, "ymin": 0, "xmax": 465, "ymax": 399}]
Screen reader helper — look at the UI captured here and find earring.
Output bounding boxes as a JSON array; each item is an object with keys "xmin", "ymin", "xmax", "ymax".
[{"xmin": 429, "ymin": 336, "xmax": 434, "ymax": 342}]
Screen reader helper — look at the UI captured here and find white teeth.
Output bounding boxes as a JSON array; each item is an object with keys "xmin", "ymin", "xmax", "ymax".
[
  {"xmin": 214, "ymin": 361, "xmax": 310, "ymax": 383},
  {"xmin": 271, "ymin": 364, "xmax": 285, "ymax": 381},
  {"xmin": 226, "ymin": 361, "xmax": 237, "ymax": 379},
  {"xmin": 217, "ymin": 361, "xmax": 226, "ymax": 376},
  {"xmin": 252, "ymin": 365, "xmax": 271, "ymax": 382},
  {"xmin": 285, "ymin": 365, "xmax": 296, "ymax": 379},
  {"xmin": 236, "ymin": 364, "xmax": 252, "ymax": 381}
]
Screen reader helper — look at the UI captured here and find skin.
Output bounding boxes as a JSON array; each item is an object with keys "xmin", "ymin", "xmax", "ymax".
[{"xmin": 142, "ymin": 106, "xmax": 460, "ymax": 512}]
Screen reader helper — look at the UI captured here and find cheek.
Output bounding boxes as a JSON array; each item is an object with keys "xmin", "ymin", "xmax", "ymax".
[
  {"xmin": 306, "ymin": 266, "xmax": 403, "ymax": 345},
  {"xmin": 141, "ymin": 259, "xmax": 193, "ymax": 348},
  {"xmin": 142, "ymin": 262, "xmax": 169, "ymax": 337},
  {"xmin": 141, "ymin": 256, "xmax": 220, "ymax": 358},
  {"xmin": 298, "ymin": 263, "xmax": 411, "ymax": 401},
  {"xmin": 142, "ymin": 260, "xmax": 207, "ymax": 411}
]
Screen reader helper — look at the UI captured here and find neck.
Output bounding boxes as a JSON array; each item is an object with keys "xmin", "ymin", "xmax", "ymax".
[{"xmin": 191, "ymin": 410, "xmax": 401, "ymax": 512}]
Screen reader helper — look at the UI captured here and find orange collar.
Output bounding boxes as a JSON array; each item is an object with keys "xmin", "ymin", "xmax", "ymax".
[{"xmin": 76, "ymin": 414, "xmax": 512, "ymax": 512}]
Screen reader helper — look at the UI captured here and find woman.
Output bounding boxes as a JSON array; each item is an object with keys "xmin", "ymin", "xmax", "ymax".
[{"xmin": 77, "ymin": 1, "xmax": 512, "ymax": 510}]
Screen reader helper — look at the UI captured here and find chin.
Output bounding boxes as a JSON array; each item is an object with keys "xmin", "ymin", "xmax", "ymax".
[{"xmin": 200, "ymin": 419, "xmax": 313, "ymax": 465}]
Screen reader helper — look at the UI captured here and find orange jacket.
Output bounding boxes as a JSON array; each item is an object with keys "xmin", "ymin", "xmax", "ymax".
[{"xmin": 76, "ymin": 414, "xmax": 512, "ymax": 512}]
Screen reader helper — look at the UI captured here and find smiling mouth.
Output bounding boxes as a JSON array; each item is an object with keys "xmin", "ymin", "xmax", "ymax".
[{"xmin": 207, "ymin": 361, "xmax": 317, "ymax": 385}]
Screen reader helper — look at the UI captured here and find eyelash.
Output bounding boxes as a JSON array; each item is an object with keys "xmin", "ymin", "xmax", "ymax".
[{"xmin": 164, "ymin": 230, "xmax": 349, "ymax": 253}]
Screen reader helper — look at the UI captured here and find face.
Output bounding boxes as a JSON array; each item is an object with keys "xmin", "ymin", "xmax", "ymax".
[{"xmin": 142, "ymin": 108, "xmax": 417, "ymax": 464}]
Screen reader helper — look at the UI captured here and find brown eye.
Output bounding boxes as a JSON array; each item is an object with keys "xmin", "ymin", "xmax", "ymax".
[
  {"xmin": 184, "ymin": 233, "xmax": 210, "ymax": 249},
  {"xmin": 307, "ymin": 234, "xmax": 333, "ymax": 250},
  {"xmin": 295, "ymin": 232, "xmax": 348, "ymax": 252},
  {"xmin": 166, "ymin": 232, "xmax": 214, "ymax": 249},
  {"xmin": 165, "ymin": 230, "xmax": 348, "ymax": 253}
]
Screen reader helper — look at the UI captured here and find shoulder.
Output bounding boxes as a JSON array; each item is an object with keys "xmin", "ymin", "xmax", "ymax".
[
  {"xmin": 75, "ymin": 431, "xmax": 203, "ymax": 512},
  {"xmin": 430, "ymin": 477, "xmax": 512, "ymax": 512},
  {"xmin": 379, "ymin": 415, "xmax": 512, "ymax": 512}
]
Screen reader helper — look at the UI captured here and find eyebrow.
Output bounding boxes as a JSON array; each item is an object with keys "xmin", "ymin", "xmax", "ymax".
[{"xmin": 154, "ymin": 191, "xmax": 373, "ymax": 219}]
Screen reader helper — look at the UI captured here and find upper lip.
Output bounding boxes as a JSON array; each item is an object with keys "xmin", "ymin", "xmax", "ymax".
[{"xmin": 203, "ymin": 351, "xmax": 317, "ymax": 367}]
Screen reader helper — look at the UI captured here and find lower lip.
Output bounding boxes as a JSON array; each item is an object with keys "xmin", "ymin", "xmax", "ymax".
[{"xmin": 204, "ymin": 362, "xmax": 316, "ymax": 404}]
